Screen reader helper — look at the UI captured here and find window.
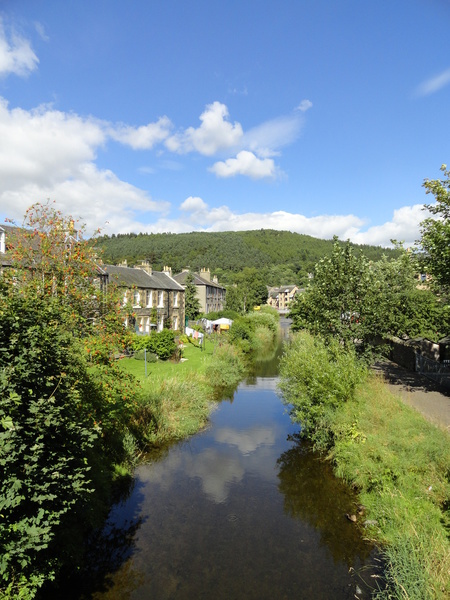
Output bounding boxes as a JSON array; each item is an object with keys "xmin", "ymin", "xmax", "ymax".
[
  {"xmin": 173, "ymin": 291, "xmax": 178, "ymax": 307},
  {"xmin": 123, "ymin": 291, "xmax": 128, "ymax": 306},
  {"xmin": 158, "ymin": 291, "xmax": 164, "ymax": 307},
  {"xmin": 133, "ymin": 290, "xmax": 140, "ymax": 306},
  {"xmin": 146, "ymin": 290, "xmax": 153, "ymax": 307},
  {"xmin": 173, "ymin": 316, "xmax": 178, "ymax": 330}
]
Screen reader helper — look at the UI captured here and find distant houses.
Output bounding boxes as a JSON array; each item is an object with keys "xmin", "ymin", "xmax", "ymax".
[
  {"xmin": 173, "ymin": 268, "xmax": 226, "ymax": 315},
  {"xmin": 105, "ymin": 261, "xmax": 185, "ymax": 333},
  {"xmin": 267, "ymin": 285, "xmax": 301, "ymax": 311}
]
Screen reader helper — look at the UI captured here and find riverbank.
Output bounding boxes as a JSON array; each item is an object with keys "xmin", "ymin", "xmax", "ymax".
[
  {"xmin": 119, "ymin": 338, "xmax": 245, "ymax": 446},
  {"xmin": 330, "ymin": 374, "xmax": 450, "ymax": 599},
  {"xmin": 279, "ymin": 333, "xmax": 450, "ymax": 599}
]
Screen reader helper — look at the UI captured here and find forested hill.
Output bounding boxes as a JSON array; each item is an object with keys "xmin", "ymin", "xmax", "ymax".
[{"xmin": 95, "ymin": 229, "xmax": 398, "ymax": 286}]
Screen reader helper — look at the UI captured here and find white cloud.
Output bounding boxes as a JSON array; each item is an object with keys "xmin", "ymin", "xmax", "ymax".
[
  {"xmin": 109, "ymin": 116, "xmax": 173, "ymax": 149},
  {"xmin": 0, "ymin": 98, "xmax": 169, "ymax": 234},
  {"xmin": 166, "ymin": 101, "xmax": 243, "ymax": 155},
  {"xmin": 133, "ymin": 197, "xmax": 424, "ymax": 248},
  {"xmin": 242, "ymin": 114, "xmax": 304, "ymax": 158},
  {"xmin": 296, "ymin": 99, "xmax": 313, "ymax": 112},
  {"xmin": 209, "ymin": 150, "xmax": 278, "ymax": 179},
  {"xmin": 180, "ymin": 196, "xmax": 208, "ymax": 212},
  {"xmin": 350, "ymin": 204, "xmax": 428, "ymax": 247},
  {"xmin": 0, "ymin": 19, "xmax": 39, "ymax": 77},
  {"xmin": 415, "ymin": 67, "xmax": 450, "ymax": 96}
]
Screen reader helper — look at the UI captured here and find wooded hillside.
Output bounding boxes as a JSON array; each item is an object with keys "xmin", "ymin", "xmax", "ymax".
[{"xmin": 95, "ymin": 229, "xmax": 399, "ymax": 286}]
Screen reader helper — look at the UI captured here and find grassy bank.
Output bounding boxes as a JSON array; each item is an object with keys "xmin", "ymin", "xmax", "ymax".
[
  {"xmin": 279, "ymin": 332, "xmax": 450, "ymax": 599},
  {"xmin": 330, "ymin": 374, "xmax": 450, "ymax": 599},
  {"xmin": 119, "ymin": 338, "xmax": 245, "ymax": 445}
]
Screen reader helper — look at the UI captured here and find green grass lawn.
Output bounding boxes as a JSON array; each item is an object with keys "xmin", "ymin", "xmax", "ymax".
[{"xmin": 117, "ymin": 338, "xmax": 217, "ymax": 384}]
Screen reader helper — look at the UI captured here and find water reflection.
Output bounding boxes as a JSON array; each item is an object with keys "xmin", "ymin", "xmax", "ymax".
[
  {"xmin": 48, "ymin": 328, "xmax": 380, "ymax": 599},
  {"xmin": 277, "ymin": 433, "xmax": 372, "ymax": 566},
  {"xmin": 58, "ymin": 375, "xmax": 379, "ymax": 600}
]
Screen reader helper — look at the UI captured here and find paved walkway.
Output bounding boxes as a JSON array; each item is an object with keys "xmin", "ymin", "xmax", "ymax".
[{"xmin": 372, "ymin": 360, "xmax": 450, "ymax": 432}]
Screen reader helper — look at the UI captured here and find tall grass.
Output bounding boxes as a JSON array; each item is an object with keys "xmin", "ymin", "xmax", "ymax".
[
  {"xmin": 120, "ymin": 339, "xmax": 246, "ymax": 446},
  {"xmin": 279, "ymin": 333, "xmax": 450, "ymax": 599},
  {"xmin": 330, "ymin": 376, "xmax": 450, "ymax": 599}
]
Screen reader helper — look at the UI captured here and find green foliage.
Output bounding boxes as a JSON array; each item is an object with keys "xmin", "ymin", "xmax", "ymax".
[
  {"xmin": 95, "ymin": 229, "xmax": 398, "ymax": 285},
  {"xmin": 419, "ymin": 164, "xmax": 450, "ymax": 294},
  {"xmin": 184, "ymin": 271, "xmax": 201, "ymax": 320},
  {"xmin": 329, "ymin": 376, "xmax": 450, "ymax": 599},
  {"xmin": 0, "ymin": 204, "xmax": 138, "ymax": 598},
  {"xmin": 128, "ymin": 330, "xmax": 177, "ymax": 360},
  {"xmin": 0, "ymin": 289, "xmax": 100, "ymax": 597},
  {"xmin": 278, "ymin": 332, "xmax": 367, "ymax": 448},
  {"xmin": 290, "ymin": 238, "xmax": 447, "ymax": 346},
  {"xmin": 205, "ymin": 344, "xmax": 245, "ymax": 391}
]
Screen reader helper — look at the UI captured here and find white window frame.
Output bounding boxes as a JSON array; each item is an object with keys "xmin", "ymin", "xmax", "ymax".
[
  {"xmin": 146, "ymin": 290, "xmax": 153, "ymax": 307},
  {"xmin": 173, "ymin": 291, "xmax": 178, "ymax": 307},
  {"xmin": 133, "ymin": 289, "xmax": 140, "ymax": 307},
  {"xmin": 157, "ymin": 291, "xmax": 164, "ymax": 308}
]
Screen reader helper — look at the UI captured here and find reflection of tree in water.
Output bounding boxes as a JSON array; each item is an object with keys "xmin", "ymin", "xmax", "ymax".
[
  {"xmin": 277, "ymin": 433, "xmax": 374, "ymax": 567},
  {"xmin": 246, "ymin": 336, "xmax": 285, "ymax": 382},
  {"xmin": 40, "ymin": 477, "xmax": 146, "ymax": 600}
]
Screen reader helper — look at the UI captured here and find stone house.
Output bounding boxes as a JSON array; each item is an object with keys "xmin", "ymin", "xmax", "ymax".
[
  {"xmin": 267, "ymin": 285, "xmax": 300, "ymax": 310},
  {"xmin": 105, "ymin": 261, "xmax": 185, "ymax": 333},
  {"xmin": 173, "ymin": 268, "xmax": 226, "ymax": 315}
]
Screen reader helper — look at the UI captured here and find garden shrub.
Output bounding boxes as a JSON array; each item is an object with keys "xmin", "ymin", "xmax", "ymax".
[{"xmin": 128, "ymin": 330, "xmax": 177, "ymax": 360}]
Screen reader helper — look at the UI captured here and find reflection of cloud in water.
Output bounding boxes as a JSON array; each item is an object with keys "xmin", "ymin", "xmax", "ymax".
[
  {"xmin": 189, "ymin": 448, "xmax": 245, "ymax": 503},
  {"xmin": 215, "ymin": 426, "xmax": 275, "ymax": 454}
]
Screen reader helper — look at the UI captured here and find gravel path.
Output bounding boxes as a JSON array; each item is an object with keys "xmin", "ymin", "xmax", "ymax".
[{"xmin": 372, "ymin": 360, "xmax": 450, "ymax": 433}]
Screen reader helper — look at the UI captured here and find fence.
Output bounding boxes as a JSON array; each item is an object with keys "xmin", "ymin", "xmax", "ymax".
[{"xmin": 415, "ymin": 354, "xmax": 450, "ymax": 391}]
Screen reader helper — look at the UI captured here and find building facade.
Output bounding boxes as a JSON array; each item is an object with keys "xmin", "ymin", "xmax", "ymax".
[
  {"xmin": 173, "ymin": 268, "xmax": 226, "ymax": 315},
  {"xmin": 105, "ymin": 261, "xmax": 185, "ymax": 333}
]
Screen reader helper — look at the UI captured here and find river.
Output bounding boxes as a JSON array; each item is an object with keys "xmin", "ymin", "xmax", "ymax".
[{"xmin": 62, "ymin": 326, "xmax": 380, "ymax": 599}]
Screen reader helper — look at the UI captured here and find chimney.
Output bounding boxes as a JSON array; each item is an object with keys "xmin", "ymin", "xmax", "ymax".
[
  {"xmin": 163, "ymin": 265, "xmax": 172, "ymax": 277},
  {"xmin": 200, "ymin": 268, "xmax": 211, "ymax": 282},
  {"xmin": 121, "ymin": 259, "xmax": 128, "ymax": 267},
  {"xmin": 213, "ymin": 275, "xmax": 218, "ymax": 284},
  {"xmin": 135, "ymin": 260, "xmax": 152, "ymax": 275}
]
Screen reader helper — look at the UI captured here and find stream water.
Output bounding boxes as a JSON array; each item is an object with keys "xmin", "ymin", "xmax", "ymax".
[{"xmin": 63, "ymin": 325, "xmax": 381, "ymax": 599}]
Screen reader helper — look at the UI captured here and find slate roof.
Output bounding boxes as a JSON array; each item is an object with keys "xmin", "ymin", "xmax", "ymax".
[
  {"xmin": 172, "ymin": 270, "xmax": 225, "ymax": 290},
  {"xmin": 105, "ymin": 265, "xmax": 184, "ymax": 291}
]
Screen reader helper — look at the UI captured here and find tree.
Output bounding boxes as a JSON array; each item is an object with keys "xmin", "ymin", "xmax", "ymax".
[
  {"xmin": 229, "ymin": 268, "xmax": 268, "ymax": 313},
  {"xmin": 419, "ymin": 164, "xmax": 450, "ymax": 294},
  {"xmin": 289, "ymin": 239, "xmax": 374, "ymax": 345},
  {"xmin": 289, "ymin": 238, "xmax": 448, "ymax": 346},
  {"xmin": 1, "ymin": 202, "xmax": 136, "ymax": 598},
  {"xmin": 184, "ymin": 271, "xmax": 201, "ymax": 320}
]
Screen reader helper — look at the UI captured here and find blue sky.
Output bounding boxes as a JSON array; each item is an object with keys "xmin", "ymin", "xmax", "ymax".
[{"xmin": 0, "ymin": 0, "xmax": 448, "ymax": 246}]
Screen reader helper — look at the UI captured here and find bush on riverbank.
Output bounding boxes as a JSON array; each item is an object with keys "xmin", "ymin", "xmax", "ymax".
[
  {"xmin": 278, "ymin": 333, "xmax": 450, "ymax": 599},
  {"xmin": 278, "ymin": 332, "xmax": 367, "ymax": 448}
]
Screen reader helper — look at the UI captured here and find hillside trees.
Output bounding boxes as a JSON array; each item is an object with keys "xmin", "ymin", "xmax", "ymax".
[{"xmin": 0, "ymin": 203, "xmax": 135, "ymax": 598}]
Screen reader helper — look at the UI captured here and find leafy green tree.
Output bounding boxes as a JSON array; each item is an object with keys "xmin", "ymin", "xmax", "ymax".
[
  {"xmin": 229, "ymin": 268, "xmax": 268, "ymax": 312},
  {"xmin": 289, "ymin": 239, "xmax": 374, "ymax": 345},
  {"xmin": 290, "ymin": 238, "xmax": 448, "ymax": 346},
  {"xmin": 419, "ymin": 164, "xmax": 450, "ymax": 294},
  {"xmin": 1, "ymin": 203, "xmax": 136, "ymax": 598},
  {"xmin": 184, "ymin": 271, "xmax": 201, "ymax": 320}
]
